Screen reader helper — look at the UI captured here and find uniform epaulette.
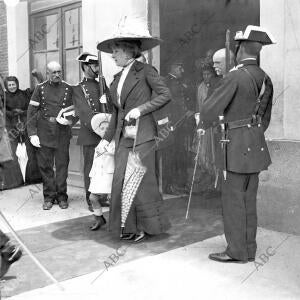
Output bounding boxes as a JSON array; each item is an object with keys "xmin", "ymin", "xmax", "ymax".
[
  {"xmin": 61, "ymin": 80, "xmax": 71, "ymax": 86},
  {"xmin": 37, "ymin": 80, "xmax": 48, "ymax": 87},
  {"xmin": 229, "ymin": 64, "xmax": 244, "ymax": 72}
]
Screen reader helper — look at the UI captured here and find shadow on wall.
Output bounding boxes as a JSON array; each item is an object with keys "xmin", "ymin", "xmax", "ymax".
[{"xmin": 258, "ymin": 140, "xmax": 300, "ymax": 235}]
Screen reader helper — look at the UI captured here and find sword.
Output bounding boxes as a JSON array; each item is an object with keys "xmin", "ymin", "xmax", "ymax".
[
  {"xmin": 219, "ymin": 115, "xmax": 230, "ymax": 180},
  {"xmin": 185, "ymin": 129, "xmax": 202, "ymax": 220}
]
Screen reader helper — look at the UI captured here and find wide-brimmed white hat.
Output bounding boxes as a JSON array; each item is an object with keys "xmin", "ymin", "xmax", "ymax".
[
  {"xmin": 91, "ymin": 113, "xmax": 111, "ymax": 136},
  {"xmin": 97, "ymin": 16, "xmax": 162, "ymax": 53}
]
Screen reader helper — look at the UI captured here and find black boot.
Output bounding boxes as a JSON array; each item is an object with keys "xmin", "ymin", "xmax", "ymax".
[{"xmin": 90, "ymin": 215, "xmax": 106, "ymax": 231}]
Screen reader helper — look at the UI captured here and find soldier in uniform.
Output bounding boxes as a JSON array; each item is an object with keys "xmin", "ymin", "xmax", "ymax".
[
  {"xmin": 27, "ymin": 61, "xmax": 75, "ymax": 210},
  {"xmin": 162, "ymin": 61, "xmax": 194, "ymax": 194},
  {"xmin": 72, "ymin": 52, "xmax": 110, "ymax": 211},
  {"xmin": 198, "ymin": 26, "xmax": 275, "ymax": 263}
]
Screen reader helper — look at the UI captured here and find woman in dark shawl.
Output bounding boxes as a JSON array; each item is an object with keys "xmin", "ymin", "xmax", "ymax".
[{"xmin": 0, "ymin": 76, "xmax": 41, "ymax": 189}]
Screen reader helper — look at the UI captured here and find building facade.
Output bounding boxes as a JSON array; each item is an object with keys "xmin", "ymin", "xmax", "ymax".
[{"xmin": 1, "ymin": 0, "xmax": 299, "ymax": 233}]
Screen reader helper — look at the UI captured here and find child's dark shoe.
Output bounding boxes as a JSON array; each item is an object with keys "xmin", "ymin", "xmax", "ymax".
[{"xmin": 90, "ymin": 215, "xmax": 106, "ymax": 231}]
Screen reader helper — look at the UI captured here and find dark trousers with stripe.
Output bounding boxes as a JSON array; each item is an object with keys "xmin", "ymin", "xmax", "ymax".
[
  {"xmin": 82, "ymin": 145, "xmax": 96, "ymax": 204},
  {"xmin": 222, "ymin": 171, "xmax": 259, "ymax": 261},
  {"xmin": 36, "ymin": 143, "xmax": 70, "ymax": 203}
]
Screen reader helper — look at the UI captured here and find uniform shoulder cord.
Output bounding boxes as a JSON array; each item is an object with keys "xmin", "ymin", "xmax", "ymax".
[
  {"xmin": 80, "ymin": 83, "xmax": 93, "ymax": 109},
  {"xmin": 242, "ymin": 68, "xmax": 266, "ymax": 119}
]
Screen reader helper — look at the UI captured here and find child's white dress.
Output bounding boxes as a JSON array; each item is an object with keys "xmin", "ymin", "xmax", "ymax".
[{"xmin": 89, "ymin": 140, "xmax": 115, "ymax": 194}]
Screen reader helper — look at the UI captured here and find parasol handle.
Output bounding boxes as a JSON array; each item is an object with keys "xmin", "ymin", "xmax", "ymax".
[{"xmin": 132, "ymin": 118, "xmax": 140, "ymax": 153}]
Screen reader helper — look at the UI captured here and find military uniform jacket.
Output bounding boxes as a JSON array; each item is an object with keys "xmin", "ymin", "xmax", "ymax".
[
  {"xmin": 104, "ymin": 61, "xmax": 171, "ymax": 149},
  {"xmin": 72, "ymin": 78, "xmax": 102, "ymax": 146},
  {"xmin": 27, "ymin": 80, "xmax": 73, "ymax": 148},
  {"xmin": 163, "ymin": 74, "xmax": 191, "ymax": 125},
  {"xmin": 200, "ymin": 59, "xmax": 273, "ymax": 173}
]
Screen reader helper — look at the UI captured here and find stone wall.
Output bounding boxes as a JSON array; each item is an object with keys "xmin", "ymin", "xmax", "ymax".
[{"xmin": 0, "ymin": 0, "xmax": 8, "ymax": 78}]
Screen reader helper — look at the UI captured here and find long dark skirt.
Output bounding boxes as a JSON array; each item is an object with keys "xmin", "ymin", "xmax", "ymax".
[
  {"xmin": 0, "ymin": 138, "xmax": 23, "ymax": 190},
  {"xmin": 0, "ymin": 136, "xmax": 41, "ymax": 190},
  {"xmin": 24, "ymin": 137, "xmax": 42, "ymax": 184},
  {"xmin": 109, "ymin": 139, "xmax": 171, "ymax": 236}
]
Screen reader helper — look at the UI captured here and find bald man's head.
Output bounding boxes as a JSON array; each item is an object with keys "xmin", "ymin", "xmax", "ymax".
[
  {"xmin": 47, "ymin": 61, "xmax": 62, "ymax": 83},
  {"xmin": 212, "ymin": 48, "xmax": 235, "ymax": 76}
]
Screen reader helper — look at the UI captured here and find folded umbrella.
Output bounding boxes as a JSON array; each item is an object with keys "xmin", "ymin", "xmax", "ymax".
[
  {"xmin": 121, "ymin": 119, "xmax": 147, "ymax": 230},
  {"xmin": 16, "ymin": 142, "xmax": 28, "ymax": 182}
]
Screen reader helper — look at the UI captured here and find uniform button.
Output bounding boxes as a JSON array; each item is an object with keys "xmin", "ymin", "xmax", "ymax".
[
  {"xmin": 63, "ymin": 98, "xmax": 66, "ymax": 100},
  {"xmin": 66, "ymin": 87, "xmax": 69, "ymax": 90},
  {"xmin": 258, "ymin": 124, "xmax": 261, "ymax": 127},
  {"xmin": 247, "ymin": 124, "xmax": 251, "ymax": 128},
  {"xmin": 247, "ymin": 148, "xmax": 251, "ymax": 151},
  {"xmin": 261, "ymin": 147, "xmax": 264, "ymax": 151}
]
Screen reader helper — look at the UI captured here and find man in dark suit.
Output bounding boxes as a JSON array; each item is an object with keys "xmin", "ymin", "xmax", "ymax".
[
  {"xmin": 72, "ymin": 52, "xmax": 107, "ymax": 211},
  {"xmin": 199, "ymin": 26, "xmax": 275, "ymax": 263},
  {"xmin": 27, "ymin": 61, "xmax": 75, "ymax": 210},
  {"xmin": 162, "ymin": 61, "xmax": 194, "ymax": 195}
]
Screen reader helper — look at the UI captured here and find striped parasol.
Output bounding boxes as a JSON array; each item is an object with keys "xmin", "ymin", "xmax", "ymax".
[{"xmin": 121, "ymin": 119, "xmax": 147, "ymax": 228}]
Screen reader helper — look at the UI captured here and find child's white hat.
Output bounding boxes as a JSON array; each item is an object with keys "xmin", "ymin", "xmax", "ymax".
[{"xmin": 91, "ymin": 113, "xmax": 111, "ymax": 136}]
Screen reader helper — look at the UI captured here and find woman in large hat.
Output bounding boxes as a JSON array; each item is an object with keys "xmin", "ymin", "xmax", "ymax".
[{"xmin": 96, "ymin": 17, "xmax": 171, "ymax": 242}]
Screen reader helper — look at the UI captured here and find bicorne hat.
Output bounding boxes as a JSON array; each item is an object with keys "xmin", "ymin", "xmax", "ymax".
[
  {"xmin": 76, "ymin": 52, "xmax": 98, "ymax": 64},
  {"xmin": 234, "ymin": 25, "xmax": 276, "ymax": 45}
]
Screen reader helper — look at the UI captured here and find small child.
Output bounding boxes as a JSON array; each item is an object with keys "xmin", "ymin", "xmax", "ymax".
[{"xmin": 89, "ymin": 113, "xmax": 115, "ymax": 230}]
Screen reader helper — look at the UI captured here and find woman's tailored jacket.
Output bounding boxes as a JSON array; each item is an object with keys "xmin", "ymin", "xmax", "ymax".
[{"xmin": 104, "ymin": 61, "xmax": 171, "ymax": 147}]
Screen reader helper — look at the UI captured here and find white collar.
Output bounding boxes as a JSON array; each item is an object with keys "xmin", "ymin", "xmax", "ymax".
[
  {"xmin": 123, "ymin": 59, "xmax": 135, "ymax": 71},
  {"xmin": 240, "ymin": 58, "xmax": 257, "ymax": 61},
  {"xmin": 168, "ymin": 73, "xmax": 177, "ymax": 79}
]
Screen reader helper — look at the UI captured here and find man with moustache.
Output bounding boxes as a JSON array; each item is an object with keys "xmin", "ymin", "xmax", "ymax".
[
  {"xmin": 27, "ymin": 61, "xmax": 75, "ymax": 210},
  {"xmin": 72, "ymin": 52, "xmax": 112, "ymax": 212},
  {"xmin": 212, "ymin": 48, "xmax": 235, "ymax": 77}
]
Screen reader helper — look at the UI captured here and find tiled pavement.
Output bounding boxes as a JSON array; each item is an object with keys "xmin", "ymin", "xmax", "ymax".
[{"xmin": 0, "ymin": 185, "xmax": 299, "ymax": 299}]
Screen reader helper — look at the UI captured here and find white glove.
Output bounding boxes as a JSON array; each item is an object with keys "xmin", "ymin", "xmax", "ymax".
[
  {"xmin": 56, "ymin": 116, "xmax": 72, "ymax": 125},
  {"xmin": 125, "ymin": 108, "xmax": 141, "ymax": 121},
  {"xmin": 95, "ymin": 139, "xmax": 109, "ymax": 156},
  {"xmin": 197, "ymin": 128, "xmax": 205, "ymax": 137},
  {"xmin": 99, "ymin": 94, "xmax": 107, "ymax": 103},
  {"xmin": 194, "ymin": 113, "xmax": 200, "ymax": 126},
  {"xmin": 30, "ymin": 135, "xmax": 41, "ymax": 148},
  {"xmin": 56, "ymin": 108, "xmax": 72, "ymax": 125}
]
